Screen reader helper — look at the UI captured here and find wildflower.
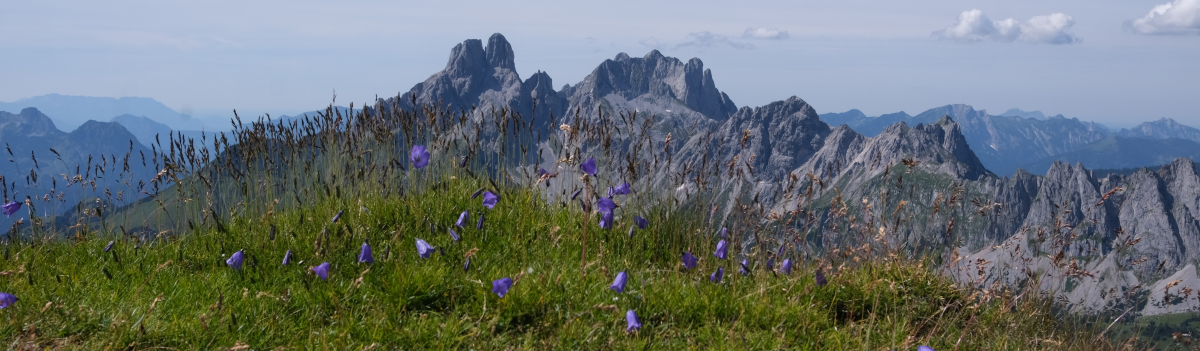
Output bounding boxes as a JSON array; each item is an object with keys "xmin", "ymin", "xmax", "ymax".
[
  {"xmin": 1, "ymin": 201, "xmax": 19, "ymax": 217},
  {"xmin": 714, "ymin": 240, "xmax": 728, "ymax": 260},
  {"xmin": 104, "ymin": 240, "xmax": 114, "ymax": 253},
  {"xmin": 570, "ymin": 188, "xmax": 582, "ymax": 200},
  {"xmin": 610, "ymin": 271, "xmax": 628, "ymax": 293},
  {"xmin": 410, "ymin": 145, "xmax": 430, "ymax": 169},
  {"xmin": 580, "ymin": 199, "xmax": 590, "ymax": 212},
  {"xmin": 537, "ymin": 168, "xmax": 548, "ymax": 177},
  {"xmin": 599, "ymin": 210, "xmax": 613, "ymax": 230},
  {"xmin": 766, "ymin": 257, "xmax": 774, "ymax": 272},
  {"xmin": 482, "ymin": 191, "xmax": 499, "ymax": 209},
  {"xmin": 626, "ymin": 310, "xmax": 642, "ymax": 331},
  {"xmin": 226, "ymin": 250, "xmax": 245, "ymax": 270},
  {"xmin": 597, "ymin": 197, "xmax": 617, "ymax": 214},
  {"xmin": 608, "ymin": 182, "xmax": 631, "ymax": 196},
  {"xmin": 416, "ymin": 239, "xmax": 434, "ymax": 259},
  {"xmin": 282, "ymin": 250, "xmax": 292, "ymax": 265},
  {"xmin": 634, "ymin": 216, "xmax": 648, "ymax": 229},
  {"xmin": 464, "ymin": 258, "xmax": 471, "ymax": 272},
  {"xmin": 456, "ymin": 211, "xmax": 469, "ymax": 228},
  {"xmin": 815, "ymin": 269, "xmax": 827, "ymax": 286},
  {"xmin": 358, "ymin": 241, "xmax": 373, "ymax": 264},
  {"xmin": 710, "ymin": 267, "xmax": 724, "ymax": 283},
  {"xmin": 0, "ymin": 292, "xmax": 16, "ymax": 309},
  {"xmin": 781, "ymin": 259, "xmax": 792, "ymax": 275},
  {"xmin": 919, "ymin": 346, "xmax": 935, "ymax": 351},
  {"xmin": 477, "ymin": 213, "xmax": 485, "ymax": 230},
  {"xmin": 580, "ymin": 158, "xmax": 597, "ymax": 176},
  {"xmin": 471, "ymin": 188, "xmax": 484, "ymax": 199},
  {"xmin": 739, "ymin": 259, "xmax": 750, "ymax": 276},
  {"xmin": 331, "ymin": 210, "xmax": 343, "ymax": 223},
  {"xmin": 312, "ymin": 262, "xmax": 330, "ymax": 280},
  {"xmin": 448, "ymin": 228, "xmax": 460, "ymax": 241},
  {"xmin": 719, "ymin": 227, "xmax": 728, "ymax": 239},
  {"xmin": 492, "ymin": 277, "xmax": 514, "ymax": 298},
  {"xmin": 627, "ymin": 226, "xmax": 635, "ymax": 238},
  {"xmin": 682, "ymin": 252, "xmax": 698, "ymax": 270}
]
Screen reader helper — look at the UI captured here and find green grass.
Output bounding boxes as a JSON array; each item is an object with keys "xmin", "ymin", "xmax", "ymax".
[
  {"xmin": 0, "ymin": 174, "xmax": 1114, "ymax": 349},
  {"xmin": 1107, "ymin": 313, "xmax": 1200, "ymax": 350}
]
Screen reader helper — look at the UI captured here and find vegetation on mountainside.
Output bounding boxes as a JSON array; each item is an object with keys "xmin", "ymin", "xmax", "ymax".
[{"xmin": 0, "ymin": 103, "xmax": 1142, "ymax": 349}]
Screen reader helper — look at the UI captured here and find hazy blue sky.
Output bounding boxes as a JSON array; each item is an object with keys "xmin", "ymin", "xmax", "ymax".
[{"xmin": 2, "ymin": 0, "xmax": 1197, "ymax": 128}]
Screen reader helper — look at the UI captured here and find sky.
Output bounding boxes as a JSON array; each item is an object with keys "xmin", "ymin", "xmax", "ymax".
[{"xmin": 1, "ymin": 0, "xmax": 1198, "ymax": 129}]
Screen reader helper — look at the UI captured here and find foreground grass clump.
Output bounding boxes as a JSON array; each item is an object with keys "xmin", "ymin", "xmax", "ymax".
[{"xmin": 0, "ymin": 175, "xmax": 1113, "ymax": 349}]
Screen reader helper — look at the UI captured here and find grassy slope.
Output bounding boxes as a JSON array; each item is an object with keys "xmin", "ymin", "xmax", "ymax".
[{"xmin": 0, "ymin": 173, "xmax": 1113, "ymax": 350}]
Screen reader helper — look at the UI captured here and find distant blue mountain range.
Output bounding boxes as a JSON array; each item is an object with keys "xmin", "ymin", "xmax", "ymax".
[
  {"xmin": 820, "ymin": 106, "xmax": 1200, "ymax": 175},
  {"xmin": 0, "ymin": 94, "xmax": 204, "ymax": 131}
]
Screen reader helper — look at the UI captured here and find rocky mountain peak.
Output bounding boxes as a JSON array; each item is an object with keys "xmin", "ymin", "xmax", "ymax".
[
  {"xmin": 485, "ymin": 33, "xmax": 516, "ymax": 71},
  {"xmin": 1118, "ymin": 117, "xmax": 1200, "ymax": 142},
  {"xmin": 567, "ymin": 50, "xmax": 737, "ymax": 121},
  {"xmin": 0, "ymin": 108, "xmax": 61, "ymax": 139}
]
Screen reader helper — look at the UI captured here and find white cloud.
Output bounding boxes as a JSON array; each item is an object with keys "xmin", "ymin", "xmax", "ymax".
[
  {"xmin": 1127, "ymin": 0, "xmax": 1200, "ymax": 35},
  {"xmin": 933, "ymin": 9, "xmax": 1081, "ymax": 44},
  {"xmin": 675, "ymin": 31, "xmax": 755, "ymax": 49},
  {"xmin": 742, "ymin": 27, "xmax": 790, "ymax": 40}
]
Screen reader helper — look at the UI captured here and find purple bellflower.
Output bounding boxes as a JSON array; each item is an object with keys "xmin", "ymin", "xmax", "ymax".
[
  {"xmin": 456, "ymin": 211, "xmax": 469, "ymax": 228},
  {"xmin": 410, "ymin": 145, "xmax": 430, "ymax": 169},
  {"xmin": 580, "ymin": 158, "xmax": 597, "ymax": 176},
  {"xmin": 2, "ymin": 201, "xmax": 20, "ymax": 217},
  {"xmin": 226, "ymin": 250, "xmax": 245, "ymax": 270},
  {"xmin": 359, "ymin": 241, "xmax": 374, "ymax": 264},
  {"xmin": 634, "ymin": 216, "xmax": 648, "ymax": 229},
  {"xmin": 710, "ymin": 267, "xmax": 724, "ymax": 283},
  {"xmin": 482, "ymin": 191, "xmax": 499, "ymax": 209},
  {"xmin": 599, "ymin": 210, "xmax": 613, "ymax": 230},
  {"xmin": 477, "ymin": 213, "xmax": 485, "ymax": 230},
  {"xmin": 781, "ymin": 259, "xmax": 793, "ymax": 275},
  {"xmin": 312, "ymin": 262, "xmax": 330, "ymax": 280},
  {"xmin": 739, "ymin": 259, "xmax": 750, "ymax": 276},
  {"xmin": 919, "ymin": 346, "xmax": 936, "ymax": 351},
  {"xmin": 597, "ymin": 197, "xmax": 617, "ymax": 214},
  {"xmin": 492, "ymin": 277, "xmax": 514, "ymax": 298},
  {"xmin": 471, "ymin": 188, "xmax": 484, "ymax": 199},
  {"xmin": 104, "ymin": 240, "xmax": 114, "ymax": 253},
  {"xmin": 714, "ymin": 240, "xmax": 728, "ymax": 260},
  {"xmin": 282, "ymin": 250, "xmax": 292, "ymax": 265},
  {"xmin": 448, "ymin": 228, "xmax": 460, "ymax": 241},
  {"xmin": 682, "ymin": 252, "xmax": 698, "ymax": 270},
  {"xmin": 609, "ymin": 182, "xmax": 631, "ymax": 196},
  {"xmin": 626, "ymin": 310, "xmax": 642, "ymax": 331},
  {"xmin": 416, "ymin": 239, "xmax": 434, "ymax": 259},
  {"xmin": 610, "ymin": 271, "xmax": 628, "ymax": 293},
  {"xmin": 0, "ymin": 292, "xmax": 16, "ymax": 309}
]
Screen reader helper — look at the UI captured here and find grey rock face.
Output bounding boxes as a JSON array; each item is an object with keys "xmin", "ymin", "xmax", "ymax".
[
  {"xmin": 566, "ymin": 50, "xmax": 737, "ymax": 121},
  {"xmin": 955, "ymin": 157, "xmax": 1200, "ymax": 315},
  {"xmin": 376, "ymin": 33, "xmax": 566, "ymax": 129}
]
